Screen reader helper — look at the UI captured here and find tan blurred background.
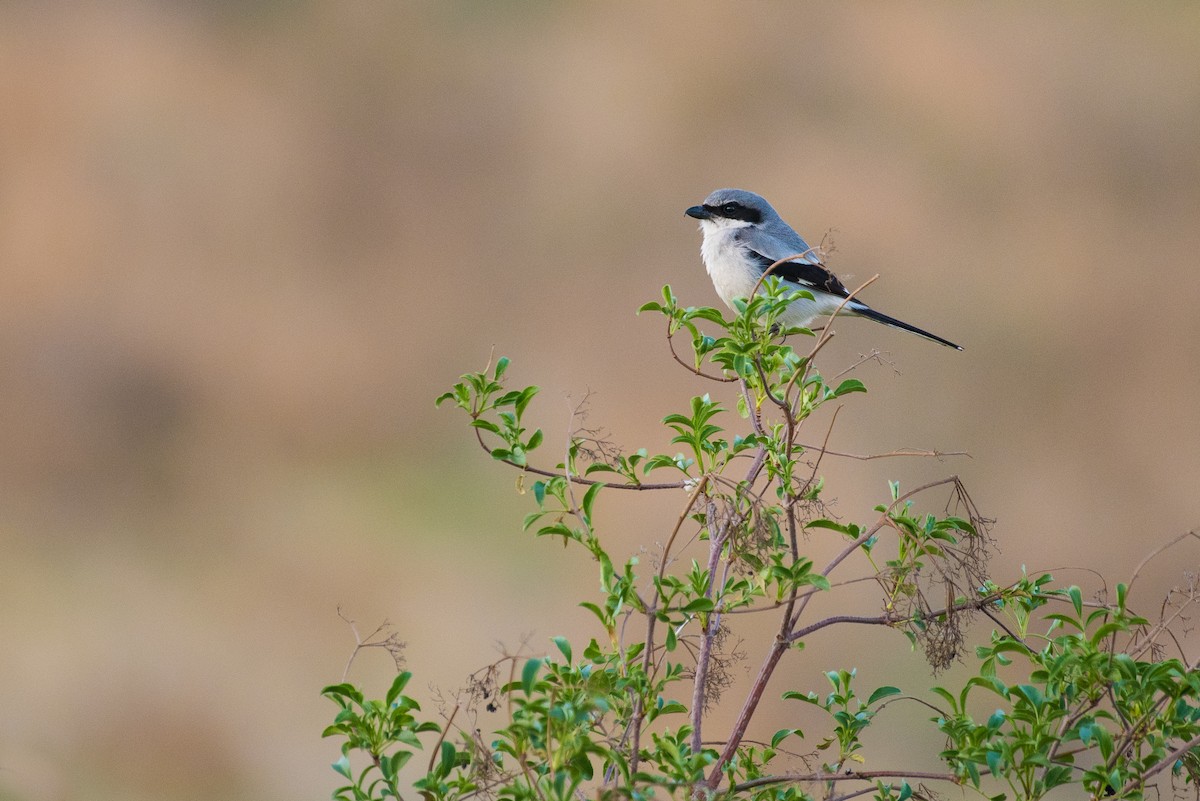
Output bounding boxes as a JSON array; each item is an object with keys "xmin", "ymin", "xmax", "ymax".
[{"xmin": 2, "ymin": 3, "xmax": 1200, "ymax": 799}]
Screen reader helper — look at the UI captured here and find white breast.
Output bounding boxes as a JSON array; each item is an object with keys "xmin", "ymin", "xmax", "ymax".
[
  {"xmin": 698, "ymin": 227, "xmax": 838, "ymax": 328},
  {"xmin": 700, "ymin": 230, "xmax": 762, "ymax": 307}
]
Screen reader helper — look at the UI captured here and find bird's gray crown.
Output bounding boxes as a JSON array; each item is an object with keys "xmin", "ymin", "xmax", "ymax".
[{"xmin": 701, "ymin": 188, "xmax": 773, "ymax": 212}]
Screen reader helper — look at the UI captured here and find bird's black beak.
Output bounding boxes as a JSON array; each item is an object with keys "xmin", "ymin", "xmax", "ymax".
[{"xmin": 685, "ymin": 205, "xmax": 710, "ymax": 220}]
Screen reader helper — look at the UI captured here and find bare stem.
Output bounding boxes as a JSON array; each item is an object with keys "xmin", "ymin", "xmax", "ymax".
[
  {"xmin": 690, "ymin": 506, "xmax": 736, "ymax": 756},
  {"xmin": 733, "ymin": 769, "xmax": 960, "ymax": 793}
]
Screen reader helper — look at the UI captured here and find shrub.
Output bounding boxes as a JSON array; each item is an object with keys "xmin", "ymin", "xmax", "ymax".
[{"xmin": 324, "ymin": 281, "xmax": 1200, "ymax": 801}]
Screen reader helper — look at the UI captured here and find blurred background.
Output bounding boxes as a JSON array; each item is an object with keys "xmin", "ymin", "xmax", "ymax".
[{"xmin": 2, "ymin": 3, "xmax": 1199, "ymax": 799}]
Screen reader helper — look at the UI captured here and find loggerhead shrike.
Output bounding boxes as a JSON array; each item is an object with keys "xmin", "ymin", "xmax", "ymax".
[{"xmin": 685, "ymin": 188, "xmax": 961, "ymax": 350}]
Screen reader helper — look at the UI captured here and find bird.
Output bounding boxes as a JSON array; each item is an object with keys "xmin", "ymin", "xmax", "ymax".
[{"xmin": 685, "ymin": 188, "xmax": 961, "ymax": 350}]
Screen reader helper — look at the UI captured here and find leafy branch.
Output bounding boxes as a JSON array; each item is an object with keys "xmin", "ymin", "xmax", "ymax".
[{"xmin": 325, "ymin": 285, "xmax": 1200, "ymax": 801}]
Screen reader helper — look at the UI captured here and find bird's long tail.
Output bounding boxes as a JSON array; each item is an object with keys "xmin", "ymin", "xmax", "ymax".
[{"xmin": 848, "ymin": 302, "xmax": 962, "ymax": 350}]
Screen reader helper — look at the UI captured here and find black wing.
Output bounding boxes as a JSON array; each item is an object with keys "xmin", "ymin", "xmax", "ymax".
[{"xmin": 743, "ymin": 248, "xmax": 850, "ymax": 298}]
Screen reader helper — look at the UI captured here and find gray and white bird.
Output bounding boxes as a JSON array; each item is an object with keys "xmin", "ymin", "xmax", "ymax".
[{"xmin": 685, "ymin": 188, "xmax": 961, "ymax": 350}]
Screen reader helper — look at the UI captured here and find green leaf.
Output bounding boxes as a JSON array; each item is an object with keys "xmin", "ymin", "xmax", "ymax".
[
  {"xmin": 929, "ymin": 686, "xmax": 958, "ymax": 713},
  {"xmin": 332, "ymin": 754, "xmax": 352, "ymax": 779},
  {"xmin": 579, "ymin": 601, "xmax": 610, "ymax": 625},
  {"xmin": 470, "ymin": 419, "xmax": 501, "ymax": 435},
  {"xmin": 493, "ymin": 356, "xmax": 510, "ymax": 380},
  {"xmin": 526, "ymin": 428, "xmax": 543, "ymax": 450},
  {"xmin": 771, "ymin": 728, "xmax": 803, "ymax": 747},
  {"xmin": 782, "ymin": 690, "xmax": 820, "ymax": 705},
  {"xmin": 1068, "ymin": 585, "xmax": 1083, "ymax": 618},
  {"xmin": 1013, "ymin": 684, "xmax": 1043, "ymax": 706},
  {"xmin": 395, "ymin": 730, "xmax": 422, "ymax": 748},
  {"xmin": 437, "ymin": 740, "xmax": 456, "ymax": 776},
  {"xmin": 805, "ymin": 519, "xmax": 858, "ymax": 535},
  {"xmin": 681, "ymin": 597, "xmax": 715, "ymax": 613},
  {"xmin": 514, "ymin": 386, "xmax": 539, "ymax": 418},
  {"xmin": 1091, "ymin": 622, "xmax": 1127, "ymax": 644},
  {"xmin": 833, "ymin": 378, "xmax": 867, "ymax": 397},
  {"xmin": 521, "ymin": 658, "xmax": 542, "ymax": 693},
  {"xmin": 657, "ymin": 700, "xmax": 687, "ymax": 715},
  {"xmin": 805, "ymin": 574, "xmax": 831, "ymax": 591},
  {"xmin": 385, "ymin": 671, "xmax": 412, "ymax": 707},
  {"xmin": 685, "ymin": 306, "xmax": 723, "ymax": 323},
  {"xmin": 581, "ymin": 481, "xmax": 604, "ymax": 524},
  {"xmin": 867, "ymin": 686, "xmax": 901, "ymax": 706},
  {"xmin": 551, "ymin": 635, "xmax": 572, "ymax": 664},
  {"xmin": 1044, "ymin": 613, "xmax": 1083, "ymax": 631},
  {"xmin": 385, "ymin": 749, "xmax": 414, "ymax": 777},
  {"xmin": 321, "ymin": 683, "xmax": 365, "ymax": 705}
]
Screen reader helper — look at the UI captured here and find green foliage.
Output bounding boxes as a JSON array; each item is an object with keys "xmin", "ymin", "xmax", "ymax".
[
  {"xmin": 934, "ymin": 580, "xmax": 1200, "ymax": 800},
  {"xmin": 321, "ymin": 674, "xmax": 461, "ymax": 801},
  {"xmin": 325, "ymin": 287, "xmax": 1200, "ymax": 801}
]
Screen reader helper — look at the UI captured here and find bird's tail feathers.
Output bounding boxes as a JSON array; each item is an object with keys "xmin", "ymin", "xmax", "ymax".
[{"xmin": 847, "ymin": 302, "xmax": 962, "ymax": 350}]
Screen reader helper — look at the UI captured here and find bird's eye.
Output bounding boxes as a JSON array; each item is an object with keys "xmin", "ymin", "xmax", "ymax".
[{"xmin": 722, "ymin": 202, "xmax": 740, "ymax": 215}]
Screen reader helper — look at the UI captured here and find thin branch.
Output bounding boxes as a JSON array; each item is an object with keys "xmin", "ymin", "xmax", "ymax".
[
  {"xmin": 733, "ymin": 769, "xmax": 959, "ymax": 793},
  {"xmin": 657, "ymin": 476, "xmax": 711, "ymax": 583},
  {"xmin": 719, "ymin": 573, "xmax": 886, "ymax": 618},
  {"xmin": 793, "ymin": 444, "xmax": 970, "ymax": 461},
  {"xmin": 337, "ymin": 609, "xmax": 404, "ymax": 682},
  {"xmin": 1119, "ymin": 732, "xmax": 1200, "ymax": 796},
  {"xmin": 874, "ymin": 694, "xmax": 950, "ymax": 718},
  {"xmin": 703, "ymin": 638, "xmax": 789, "ymax": 790},
  {"xmin": 824, "ymin": 787, "xmax": 882, "ymax": 801},
  {"xmin": 427, "ymin": 704, "xmax": 460, "ymax": 773},
  {"xmin": 830, "ymin": 349, "xmax": 888, "ymax": 381},
  {"xmin": 980, "ymin": 605, "xmax": 1030, "ymax": 650},
  {"xmin": 803, "ymin": 404, "xmax": 843, "ymax": 491},
  {"xmin": 690, "ymin": 509, "xmax": 732, "ymax": 754},
  {"xmin": 1127, "ymin": 529, "xmax": 1200, "ymax": 596},
  {"xmin": 666, "ymin": 321, "xmax": 737, "ymax": 383},
  {"xmin": 473, "ymin": 428, "xmax": 685, "ymax": 491},
  {"xmin": 786, "ymin": 593, "xmax": 1003, "ymax": 644}
]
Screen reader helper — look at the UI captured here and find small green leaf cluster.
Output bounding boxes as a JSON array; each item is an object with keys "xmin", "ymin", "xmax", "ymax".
[
  {"xmin": 436, "ymin": 356, "xmax": 541, "ymax": 467},
  {"xmin": 785, "ymin": 670, "xmax": 901, "ymax": 768},
  {"xmin": 935, "ymin": 581, "xmax": 1200, "ymax": 799},
  {"xmin": 640, "ymin": 283, "xmax": 863, "ymax": 478},
  {"xmin": 322, "ymin": 673, "xmax": 467, "ymax": 801}
]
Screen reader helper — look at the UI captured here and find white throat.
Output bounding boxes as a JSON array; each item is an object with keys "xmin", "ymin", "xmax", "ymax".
[{"xmin": 697, "ymin": 221, "xmax": 763, "ymax": 308}]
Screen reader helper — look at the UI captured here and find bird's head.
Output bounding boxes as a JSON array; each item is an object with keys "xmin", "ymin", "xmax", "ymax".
[{"xmin": 685, "ymin": 188, "xmax": 778, "ymax": 230}]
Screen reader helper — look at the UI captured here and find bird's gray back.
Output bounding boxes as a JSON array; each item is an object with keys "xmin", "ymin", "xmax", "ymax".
[{"xmin": 739, "ymin": 222, "xmax": 817, "ymax": 264}]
